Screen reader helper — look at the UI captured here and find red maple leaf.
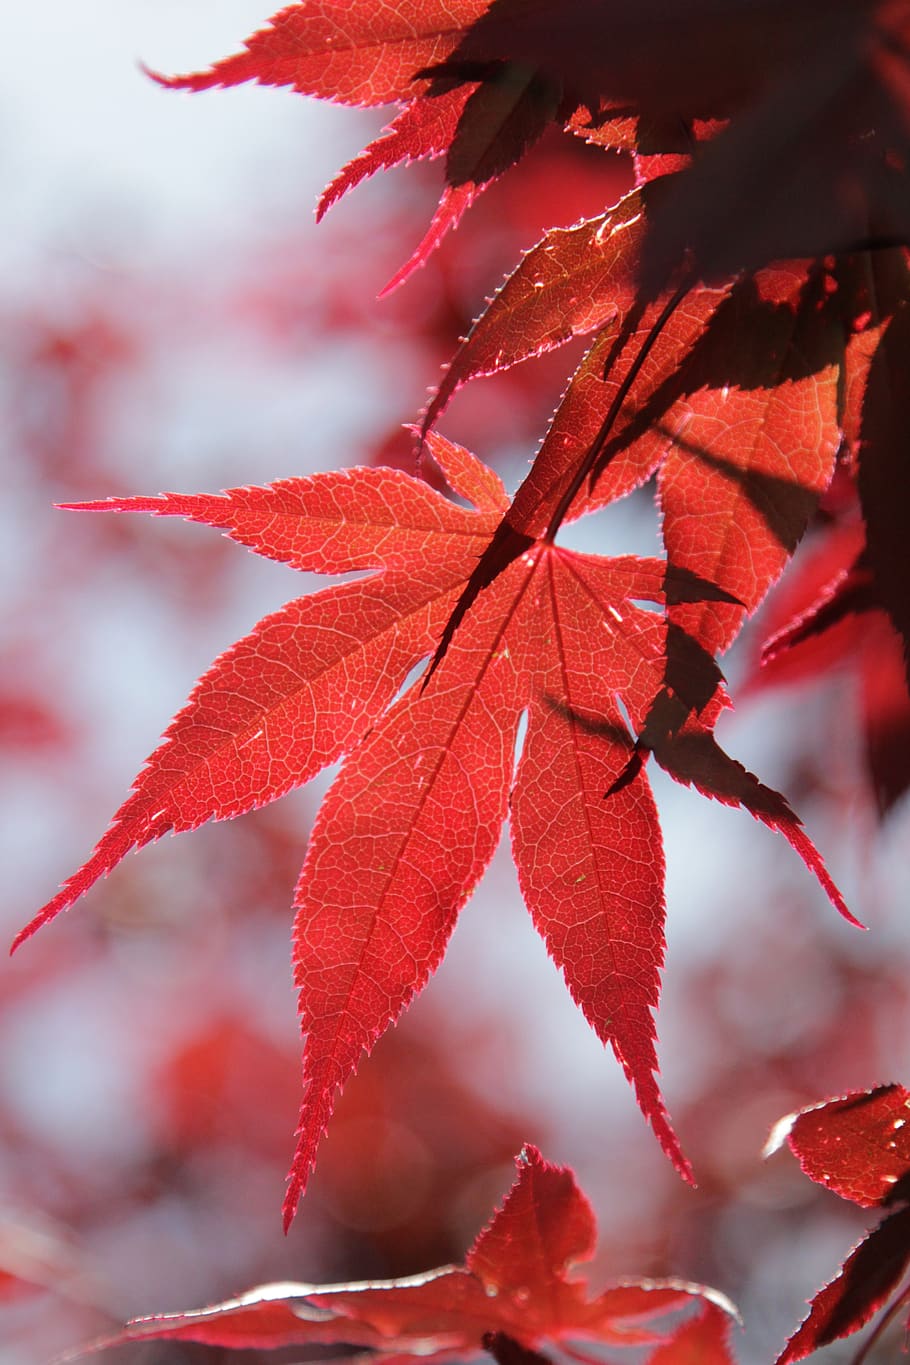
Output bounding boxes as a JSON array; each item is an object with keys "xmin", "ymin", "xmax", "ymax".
[
  {"xmin": 768, "ymin": 1085, "xmax": 910, "ymax": 1363},
  {"xmin": 19, "ymin": 372, "xmax": 851, "ymax": 1225},
  {"xmin": 71, "ymin": 1146, "xmax": 738, "ymax": 1363}
]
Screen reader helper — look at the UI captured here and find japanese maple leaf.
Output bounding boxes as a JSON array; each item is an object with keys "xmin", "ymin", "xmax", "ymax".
[
  {"xmin": 768, "ymin": 1085, "xmax": 910, "ymax": 1363},
  {"xmin": 20, "ymin": 399, "xmax": 851, "ymax": 1226},
  {"xmin": 70, "ymin": 1146, "xmax": 738, "ymax": 1364}
]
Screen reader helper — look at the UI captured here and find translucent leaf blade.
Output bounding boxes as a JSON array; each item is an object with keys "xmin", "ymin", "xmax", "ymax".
[
  {"xmin": 63, "ymin": 465, "xmax": 499, "ymax": 575},
  {"xmin": 16, "ymin": 571, "xmax": 468, "ymax": 950},
  {"xmin": 511, "ymin": 549, "xmax": 689, "ymax": 1179},
  {"xmin": 284, "ymin": 558, "xmax": 536, "ymax": 1222}
]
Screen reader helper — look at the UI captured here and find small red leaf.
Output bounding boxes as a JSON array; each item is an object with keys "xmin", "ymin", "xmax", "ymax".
[
  {"xmin": 421, "ymin": 429, "xmax": 510, "ymax": 515},
  {"xmin": 779, "ymin": 1084, "xmax": 910, "ymax": 1208},
  {"xmin": 466, "ymin": 1145, "xmax": 597, "ymax": 1294}
]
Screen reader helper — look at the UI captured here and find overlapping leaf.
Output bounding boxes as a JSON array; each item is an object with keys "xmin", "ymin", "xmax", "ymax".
[
  {"xmin": 72, "ymin": 1147, "xmax": 737, "ymax": 1363},
  {"xmin": 424, "ymin": 251, "xmax": 844, "ymax": 670},
  {"xmin": 22, "ymin": 388, "xmax": 851, "ymax": 1228},
  {"xmin": 155, "ymin": 1, "xmax": 563, "ymax": 289},
  {"xmin": 769, "ymin": 1086, "xmax": 910, "ymax": 1363}
]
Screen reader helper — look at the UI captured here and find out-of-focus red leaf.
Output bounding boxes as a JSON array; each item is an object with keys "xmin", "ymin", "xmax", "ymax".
[
  {"xmin": 749, "ymin": 520, "xmax": 910, "ymax": 815},
  {"xmin": 759, "ymin": 547, "xmax": 875, "ymax": 671},
  {"xmin": 861, "ymin": 614, "xmax": 910, "ymax": 814},
  {"xmin": 0, "ymin": 691, "xmax": 72, "ymax": 753},
  {"xmin": 75, "ymin": 1147, "xmax": 733, "ymax": 1359},
  {"xmin": 0, "ymin": 1217, "xmax": 85, "ymax": 1302},
  {"xmin": 160, "ymin": 1016, "xmax": 300, "ymax": 1155},
  {"xmin": 774, "ymin": 1206, "xmax": 910, "ymax": 1365},
  {"xmin": 775, "ymin": 1084, "xmax": 910, "ymax": 1208}
]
